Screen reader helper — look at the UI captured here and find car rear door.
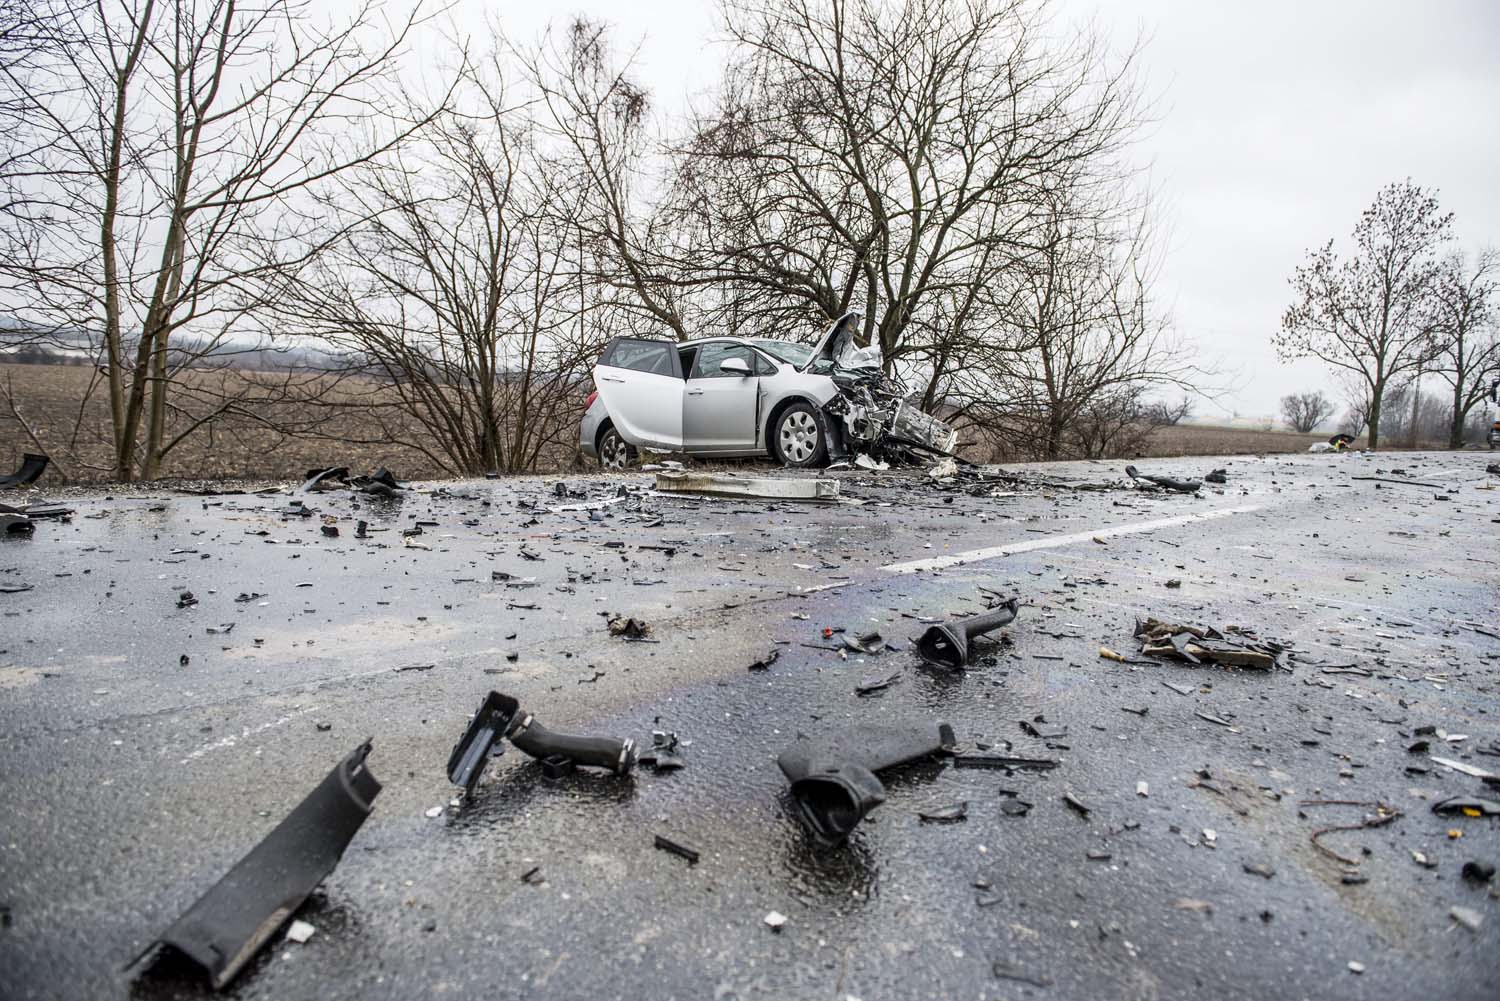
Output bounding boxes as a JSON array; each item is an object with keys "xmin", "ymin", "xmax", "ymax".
[
  {"xmin": 593, "ymin": 338, "xmax": 684, "ymax": 450},
  {"xmin": 683, "ymin": 342, "xmax": 760, "ymax": 449}
]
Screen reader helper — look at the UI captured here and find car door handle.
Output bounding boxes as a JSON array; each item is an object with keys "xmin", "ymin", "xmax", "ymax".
[
  {"xmin": 599, "ymin": 376, "xmax": 624, "ymax": 383},
  {"xmin": 687, "ymin": 388, "xmax": 704, "ymax": 396}
]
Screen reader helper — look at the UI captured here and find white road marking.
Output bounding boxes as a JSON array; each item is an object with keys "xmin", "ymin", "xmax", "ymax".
[
  {"xmin": 1428, "ymin": 469, "xmax": 1471, "ymax": 478},
  {"xmin": 882, "ymin": 504, "xmax": 1264, "ymax": 574}
]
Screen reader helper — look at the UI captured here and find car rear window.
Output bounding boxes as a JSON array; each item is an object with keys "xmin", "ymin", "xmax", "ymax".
[{"xmin": 603, "ymin": 339, "xmax": 675, "ymax": 376}]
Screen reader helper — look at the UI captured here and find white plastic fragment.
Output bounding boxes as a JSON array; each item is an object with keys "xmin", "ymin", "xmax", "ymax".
[
  {"xmin": 764, "ymin": 910, "xmax": 788, "ymax": 931},
  {"xmin": 424, "ymin": 805, "xmax": 444, "ymax": 818},
  {"xmin": 1450, "ymin": 906, "xmax": 1483, "ymax": 932},
  {"xmin": 1347, "ymin": 961, "xmax": 1365, "ymax": 974},
  {"xmin": 1136, "ymin": 781, "xmax": 1149, "ymax": 797},
  {"xmin": 285, "ymin": 920, "xmax": 316, "ymax": 944}
]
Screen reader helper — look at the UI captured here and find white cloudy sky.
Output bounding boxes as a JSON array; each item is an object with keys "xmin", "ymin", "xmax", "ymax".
[{"xmin": 447, "ymin": 0, "xmax": 1500, "ymax": 420}]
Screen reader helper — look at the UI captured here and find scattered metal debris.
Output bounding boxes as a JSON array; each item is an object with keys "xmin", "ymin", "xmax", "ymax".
[{"xmin": 1133, "ymin": 617, "xmax": 1282, "ymax": 670}]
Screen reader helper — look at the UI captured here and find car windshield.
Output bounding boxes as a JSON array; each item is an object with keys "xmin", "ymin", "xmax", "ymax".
[{"xmin": 749, "ymin": 338, "xmax": 814, "ymax": 368}]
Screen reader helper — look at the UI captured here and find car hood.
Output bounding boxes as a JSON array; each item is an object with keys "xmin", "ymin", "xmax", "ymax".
[{"xmin": 800, "ymin": 311, "xmax": 883, "ymax": 373}]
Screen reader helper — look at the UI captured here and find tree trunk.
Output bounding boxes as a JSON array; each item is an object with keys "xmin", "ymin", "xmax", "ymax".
[
  {"xmin": 1449, "ymin": 375, "xmax": 1465, "ymax": 449},
  {"xmin": 1367, "ymin": 393, "xmax": 1382, "ymax": 450},
  {"xmin": 1407, "ymin": 370, "xmax": 1421, "ymax": 448}
]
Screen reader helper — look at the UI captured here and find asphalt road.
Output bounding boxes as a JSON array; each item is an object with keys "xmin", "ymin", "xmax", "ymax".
[{"xmin": 1, "ymin": 451, "xmax": 1497, "ymax": 1001}]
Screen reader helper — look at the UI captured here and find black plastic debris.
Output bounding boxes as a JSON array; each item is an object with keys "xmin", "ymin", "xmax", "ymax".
[
  {"xmin": 748, "ymin": 648, "xmax": 781, "ymax": 672},
  {"xmin": 1124, "ymin": 465, "xmax": 1200, "ymax": 493},
  {"xmin": 321, "ymin": 525, "xmax": 339, "ymax": 538},
  {"xmin": 447, "ymin": 691, "xmax": 636, "ymax": 796},
  {"xmin": 639, "ymin": 731, "xmax": 685, "ymax": 771},
  {"xmin": 916, "ymin": 598, "xmax": 1020, "ymax": 670},
  {"xmin": 0, "ymin": 513, "xmax": 34, "ymax": 536},
  {"xmin": 299, "ymin": 466, "xmax": 349, "ymax": 492},
  {"xmin": 176, "ymin": 591, "xmax": 198, "ymax": 609},
  {"xmin": 1204, "ymin": 468, "xmax": 1228, "ymax": 484},
  {"xmin": 1462, "ymin": 860, "xmax": 1495, "ymax": 884},
  {"xmin": 1432, "ymin": 796, "xmax": 1500, "ymax": 817},
  {"xmin": 0, "ymin": 453, "xmax": 48, "ymax": 489},
  {"xmin": 653, "ymin": 834, "xmax": 699, "ymax": 865},
  {"xmin": 131, "ymin": 741, "xmax": 381, "ymax": 990},
  {"xmin": 777, "ymin": 721, "xmax": 955, "ymax": 846}
]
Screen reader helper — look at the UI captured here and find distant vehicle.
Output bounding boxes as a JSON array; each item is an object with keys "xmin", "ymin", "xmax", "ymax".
[{"xmin": 579, "ymin": 312, "xmax": 958, "ymax": 469}]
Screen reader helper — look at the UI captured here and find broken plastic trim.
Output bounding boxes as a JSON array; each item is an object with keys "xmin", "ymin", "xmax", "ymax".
[
  {"xmin": 447, "ymin": 691, "xmax": 636, "ymax": 796},
  {"xmin": 916, "ymin": 598, "xmax": 1020, "ymax": 670},
  {"xmin": 777, "ymin": 722, "xmax": 955, "ymax": 846},
  {"xmin": 1124, "ymin": 465, "xmax": 1200, "ymax": 493},
  {"xmin": 133, "ymin": 741, "xmax": 381, "ymax": 990}
]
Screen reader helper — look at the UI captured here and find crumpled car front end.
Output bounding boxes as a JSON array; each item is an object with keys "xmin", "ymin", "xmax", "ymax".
[{"xmin": 802, "ymin": 312, "xmax": 959, "ymax": 462}]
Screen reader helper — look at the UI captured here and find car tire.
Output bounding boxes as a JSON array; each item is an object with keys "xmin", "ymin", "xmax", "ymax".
[
  {"xmin": 597, "ymin": 426, "xmax": 637, "ymax": 470},
  {"xmin": 772, "ymin": 402, "xmax": 827, "ymax": 468}
]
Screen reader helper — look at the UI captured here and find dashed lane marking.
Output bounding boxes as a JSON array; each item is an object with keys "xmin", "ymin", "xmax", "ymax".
[{"xmin": 882, "ymin": 504, "xmax": 1265, "ymax": 574}]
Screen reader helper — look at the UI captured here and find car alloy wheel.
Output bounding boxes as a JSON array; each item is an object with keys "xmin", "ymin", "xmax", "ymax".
[
  {"xmin": 599, "ymin": 430, "xmax": 631, "ymax": 470},
  {"xmin": 778, "ymin": 409, "xmax": 822, "ymax": 465}
]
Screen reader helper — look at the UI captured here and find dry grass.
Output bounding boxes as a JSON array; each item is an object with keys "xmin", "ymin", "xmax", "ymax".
[
  {"xmin": 0, "ymin": 363, "xmax": 461, "ymax": 485},
  {"xmin": 1137, "ymin": 423, "xmax": 1330, "ymax": 457},
  {"xmin": 0, "ymin": 362, "xmax": 1446, "ymax": 487}
]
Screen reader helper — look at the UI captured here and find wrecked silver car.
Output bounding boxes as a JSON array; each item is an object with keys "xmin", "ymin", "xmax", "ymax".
[{"xmin": 580, "ymin": 311, "xmax": 958, "ymax": 469}]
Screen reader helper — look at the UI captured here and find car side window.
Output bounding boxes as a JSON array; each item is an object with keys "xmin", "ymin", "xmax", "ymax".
[
  {"xmin": 605, "ymin": 340, "xmax": 674, "ymax": 376},
  {"xmin": 690, "ymin": 342, "xmax": 754, "ymax": 378},
  {"xmin": 753, "ymin": 351, "xmax": 777, "ymax": 376}
]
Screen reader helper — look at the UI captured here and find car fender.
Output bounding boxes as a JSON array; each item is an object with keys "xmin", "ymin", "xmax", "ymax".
[{"xmin": 758, "ymin": 373, "xmax": 840, "ymax": 451}]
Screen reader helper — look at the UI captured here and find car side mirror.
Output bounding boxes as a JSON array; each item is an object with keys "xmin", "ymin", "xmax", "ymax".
[{"xmin": 719, "ymin": 358, "xmax": 752, "ymax": 377}]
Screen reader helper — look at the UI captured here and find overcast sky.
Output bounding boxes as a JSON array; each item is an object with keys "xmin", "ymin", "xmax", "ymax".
[{"xmin": 465, "ymin": 0, "xmax": 1500, "ymax": 421}]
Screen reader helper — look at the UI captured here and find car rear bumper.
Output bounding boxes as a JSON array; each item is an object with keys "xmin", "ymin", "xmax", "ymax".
[{"xmin": 579, "ymin": 400, "xmax": 606, "ymax": 460}]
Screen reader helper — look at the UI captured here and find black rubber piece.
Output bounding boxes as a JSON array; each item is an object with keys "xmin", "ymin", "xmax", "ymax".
[
  {"xmin": 511, "ymin": 717, "xmax": 636, "ymax": 775},
  {"xmin": 777, "ymin": 722, "xmax": 954, "ymax": 846},
  {"xmin": 916, "ymin": 598, "xmax": 1020, "ymax": 670},
  {"xmin": 0, "ymin": 453, "xmax": 47, "ymax": 489},
  {"xmin": 137, "ymin": 741, "xmax": 381, "ymax": 989},
  {"xmin": 448, "ymin": 691, "xmax": 636, "ymax": 795}
]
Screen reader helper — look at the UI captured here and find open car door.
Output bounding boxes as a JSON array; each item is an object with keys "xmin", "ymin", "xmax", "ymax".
[{"xmin": 593, "ymin": 338, "xmax": 685, "ymax": 450}]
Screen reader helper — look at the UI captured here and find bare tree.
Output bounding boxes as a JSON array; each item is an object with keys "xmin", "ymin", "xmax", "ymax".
[
  {"xmin": 271, "ymin": 45, "xmax": 604, "ymax": 475},
  {"xmin": 1431, "ymin": 248, "xmax": 1498, "ymax": 448},
  {"xmin": 1142, "ymin": 395, "xmax": 1192, "ymax": 427},
  {"xmin": 1275, "ymin": 179, "xmax": 1451, "ymax": 450},
  {"xmin": 662, "ymin": 0, "xmax": 1144, "ymax": 382},
  {"xmin": 0, "ymin": 0, "xmax": 432, "ymax": 480},
  {"xmin": 1279, "ymin": 390, "xmax": 1336, "ymax": 433},
  {"xmin": 948, "ymin": 192, "xmax": 1187, "ymax": 460}
]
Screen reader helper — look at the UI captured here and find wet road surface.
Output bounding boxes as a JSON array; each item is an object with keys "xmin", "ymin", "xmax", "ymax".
[{"xmin": 1, "ymin": 451, "xmax": 1497, "ymax": 1000}]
